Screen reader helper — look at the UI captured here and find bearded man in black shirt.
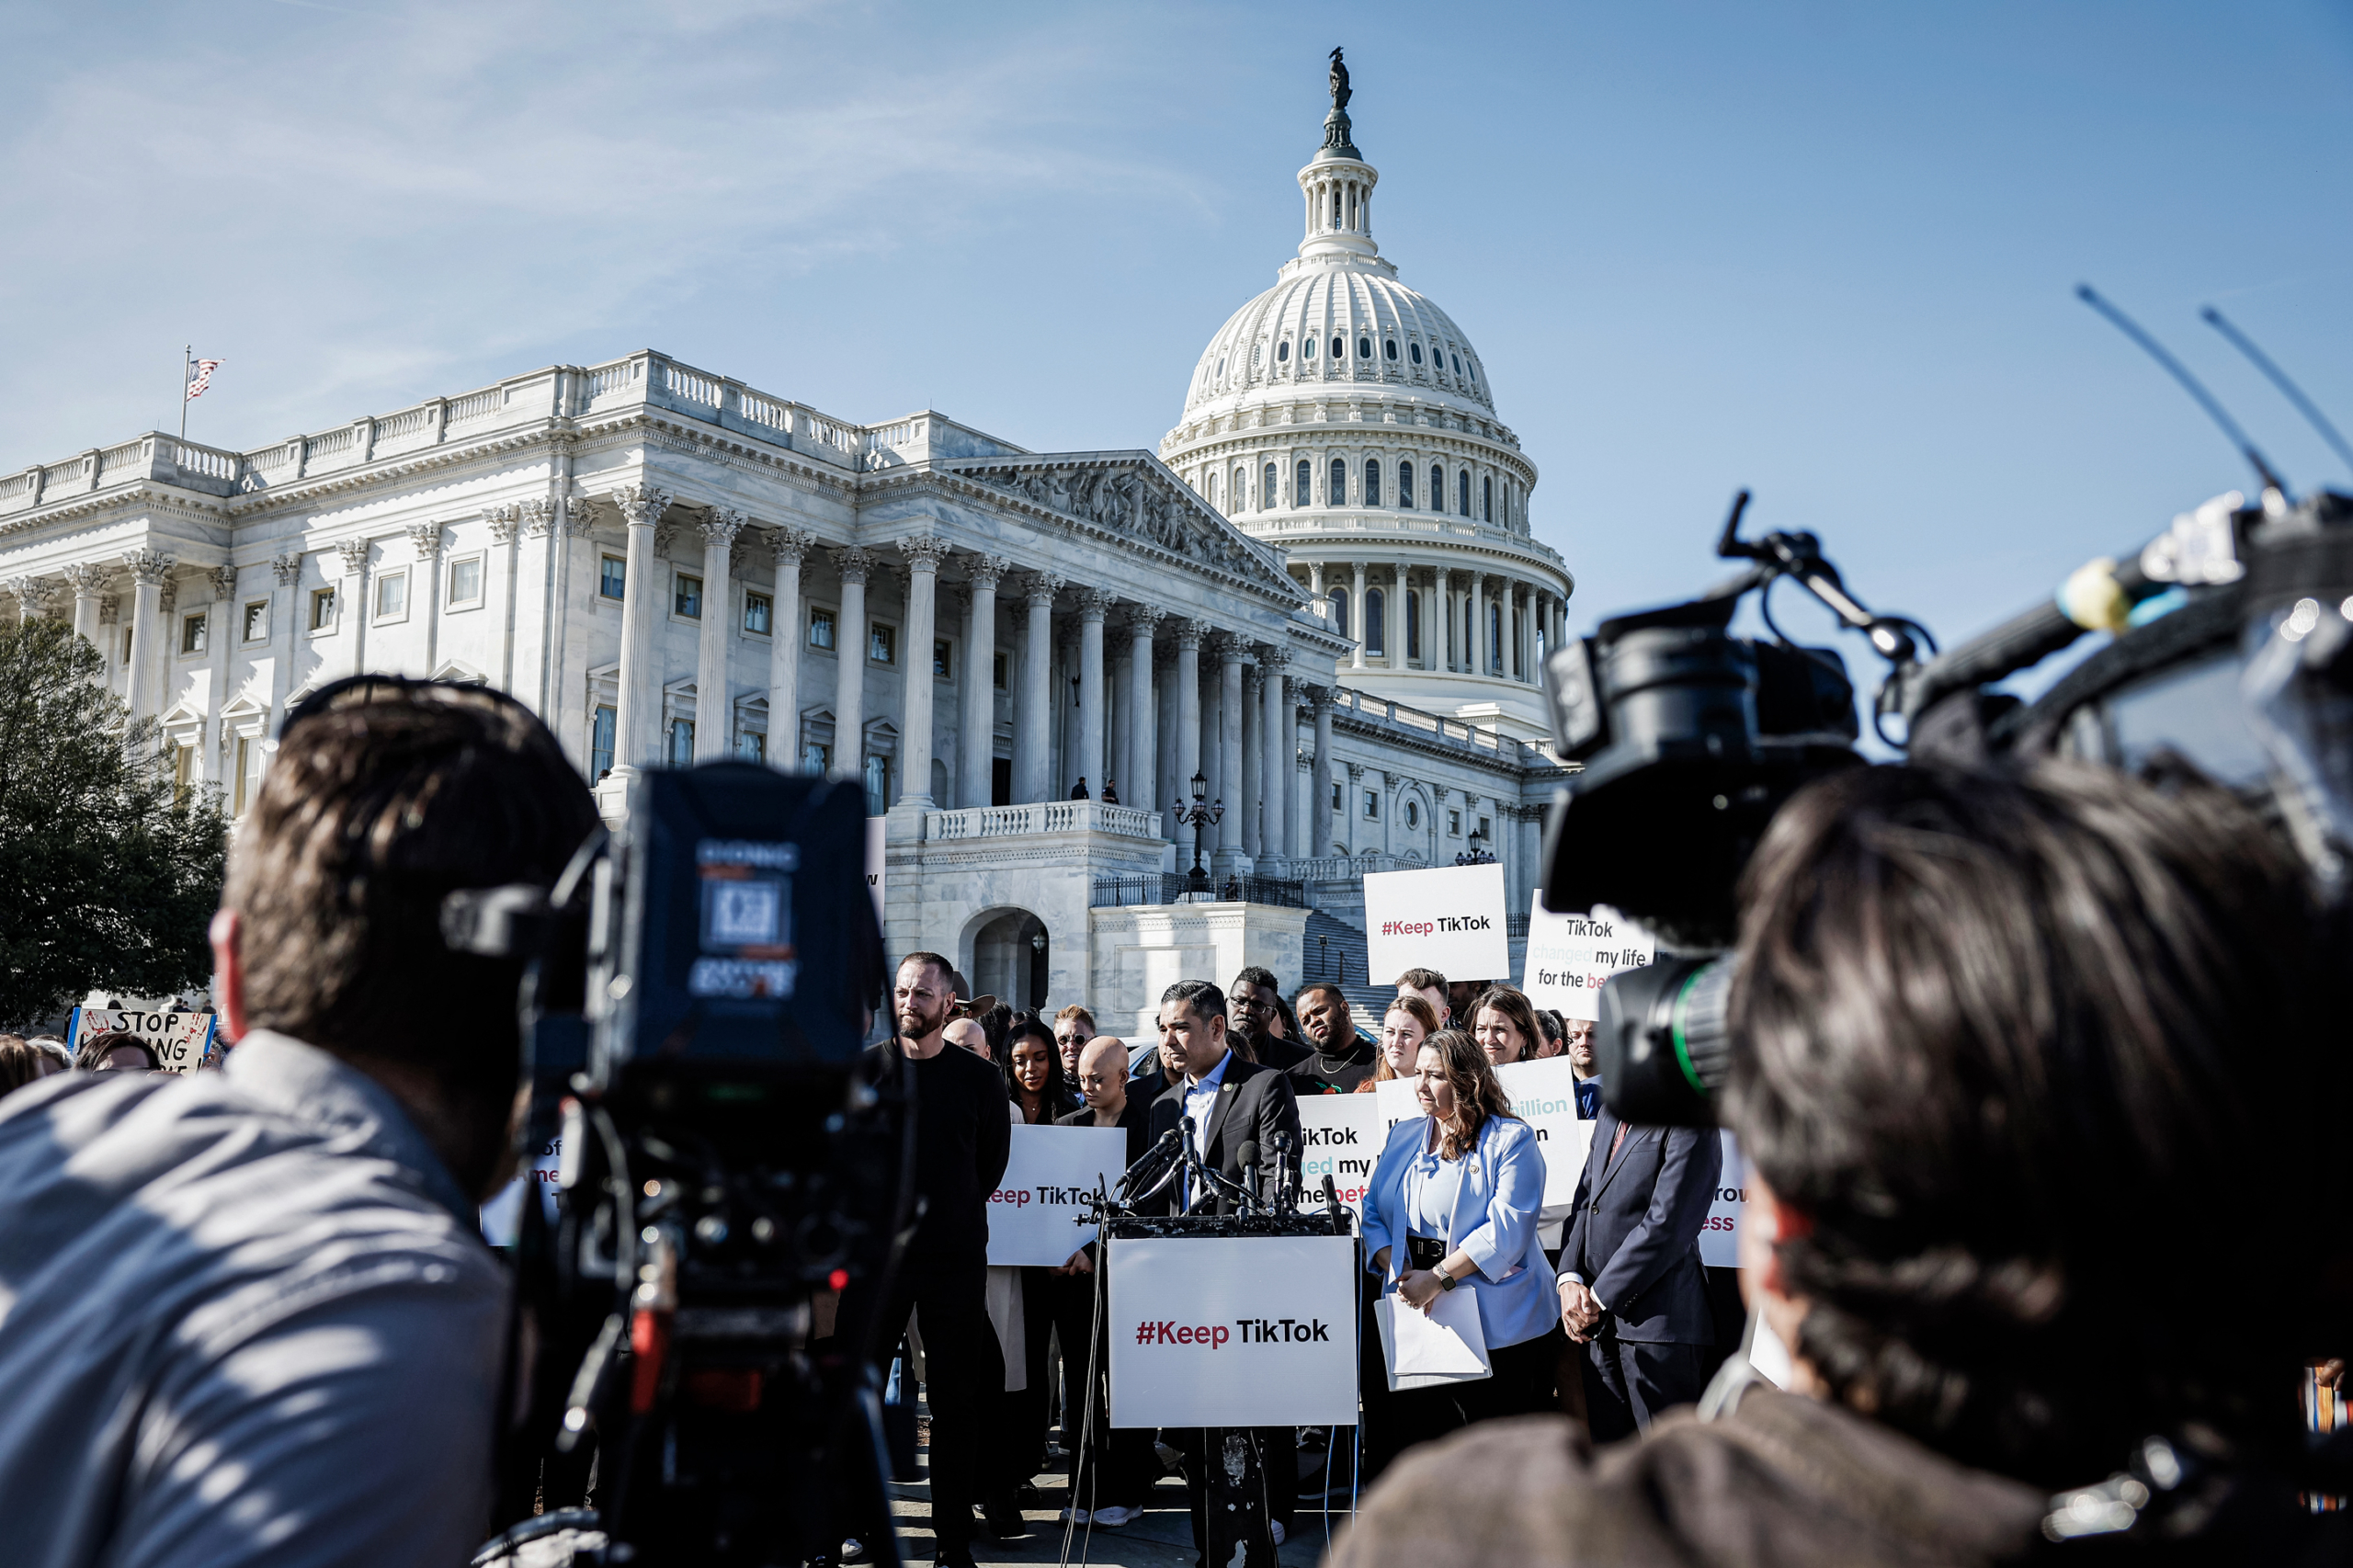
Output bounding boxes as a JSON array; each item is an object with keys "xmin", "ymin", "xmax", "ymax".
[{"xmin": 833, "ymin": 951, "xmax": 1011, "ymax": 1566}]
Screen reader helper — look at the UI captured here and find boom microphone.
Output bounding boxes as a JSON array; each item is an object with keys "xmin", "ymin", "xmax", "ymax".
[{"xmin": 1237, "ymin": 1140, "xmax": 1261, "ymax": 1208}]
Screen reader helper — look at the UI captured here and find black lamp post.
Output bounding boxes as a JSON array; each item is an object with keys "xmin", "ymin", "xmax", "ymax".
[
  {"xmin": 1455, "ymin": 825, "xmax": 1495, "ymax": 867},
  {"xmin": 1175, "ymin": 768, "xmax": 1225, "ymax": 889}
]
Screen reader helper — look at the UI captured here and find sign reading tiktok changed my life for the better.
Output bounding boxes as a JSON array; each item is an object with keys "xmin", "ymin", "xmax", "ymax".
[{"xmin": 1518, "ymin": 897, "xmax": 1657, "ymax": 1021}]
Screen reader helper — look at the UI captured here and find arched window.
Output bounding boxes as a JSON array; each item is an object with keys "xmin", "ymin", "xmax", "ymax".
[
  {"xmin": 1206, "ymin": 472, "xmax": 1218, "ymax": 507},
  {"xmin": 1459, "ymin": 471, "xmax": 1472, "ymax": 517},
  {"xmin": 1452, "ymin": 353, "xmax": 1463, "ymax": 375},
  {"xmin": 1330, "ymin": 335, "xmax": 1344, "ymax": 361},
  {"xmin": 1277, "ymin": 340, "xmax": 1290, "ymax": 363},
  {"xmin": 1409, "ymin": 342, "xmax": 1424, "ymax": 366},
  {"xmin": 1327, "ymin": 586, "xmax": 1348, "ymax": 637},
  {"xmin": 1489, "ymin": 602, "xmax": 1502, "ymax": 671},
  {"xmin": 1428, "ymin": 464, "xmax": 1445, "ymax": 512},
  {"xmin": 1405, "ymin": 590, "xmax": 1421, "ymax": 661},
  {"xmin": 1364, "ymin": 588, "xmax": 1386, "ymax": 654},
  {"xmin": 1263, "ymin": 461, "xmax": 1277, "ymax": 511},
  {"xmin": 1364, "ymin": 459, "xmax": 1381, "ymax": 506},
  {"xmin": 1303, "ymin": 336, "xmax": 1317, "ymax": 360},
  {"xmin": 1295, "ymin": 459, "xmax": 1312, "ymax": 507},
  {"xmin": 1482, "ymin": 475, "xmax": 1493, "ymax": 521},
  {"xmin": 1357, "ymin": 335, "xmax": 1372, "ymax": 359},
  {"xmin": 1233, "ymin": 467, "xmax": 1247, "ymax": 509},
  {"xmin": 1329, "ymin": 457, "xmax": 1348, "ymax": 506},
  {"xmin": 1399, "ymin": 461, "xmax": 1415, "ymax": 508},
  {"xmin": 1384, "ymin": 338, "xmax": 1398, "ymax": 360}
]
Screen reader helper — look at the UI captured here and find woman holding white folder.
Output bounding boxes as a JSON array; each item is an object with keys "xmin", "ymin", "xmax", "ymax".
[{"xmin": 1359, "ymin": 1028, "xmax": 1562, "ymax": 1476}]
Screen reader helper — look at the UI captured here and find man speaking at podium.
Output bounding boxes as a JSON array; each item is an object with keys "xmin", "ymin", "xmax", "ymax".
[{"xmin": 1145, "ymin": 979, "xmax": 1305, "ymax": 1547}]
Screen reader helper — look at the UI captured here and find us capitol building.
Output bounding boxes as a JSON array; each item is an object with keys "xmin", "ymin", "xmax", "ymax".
[{"xmin": 0, "ymin": 71, "xmax": 1574, "ymax": 1029}]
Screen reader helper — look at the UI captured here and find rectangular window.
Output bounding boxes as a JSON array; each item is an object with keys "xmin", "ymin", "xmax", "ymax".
[
  {"xmin": 934, "ymin": 639, "xmax": 952, "ymax": 680},
  {"xmin": 591, "ymin": 705, "xmax": 617, "ymax": 778},
  {"xmin": 868, "ymin": 621, "xmax": 895, "ymax": 665},
  {"xmin": 667, "ymin": 717, "xmax": 694, "ymax": 766},
  {"xmin": 1330, "ymin": 780, "xmax": 1343, "ymax": 812},
  {"xmin": 242, "ymin": 600, "xmax": 269, "ymax": 644},
  {"xmin": 179, "ymin": 612, "xmax": 207, "ymax": 656},
  {"xmin": 599, "ymin": 556, "xmax": 627, "ymax": 600},
  {"xmin": 1449, "ymin": 808, "xmax": 1462, "ymax": 836},
  {"xmin": 374, "ymin": 569, "xmax": 407, "ymax": 621},
  {"xmin": 173, "ymin": 744, "xmax": 194, "ymax": 795},
  {"xmin": 802, "ymin": 740, "xmax": 831, "ymax": 774},
  {"xmin": 674, "ymin": 572, "xmax": 703, "ymax": 619},
  {"xmin": 994, "ymin": 651, "xmax": 1009, "ymax": 690},
  {"xmin": 744, "ymin": 591, "xmax": 773, "ymax": 636},
  {"xmin": 234, "ymin": 735, "xmax": 262, "ymax": 815},
  {"xmin": 809, "ymin": 607, "xmax": 836, "ymax": 650},
  {"xmin": 736, "ymin": 729, "xmax": 766, "ymax": 764},
  {"xmin": 864, "ymin": 754, "xmax": 890, "ymax": 816},
  {"xmin": 1363, "ymin": 790, "xmax": 1380, "ymax": 821},
  {"xmin": 448, "ymin": 555, "xmax": 484, "ymax": 608},
  {"xmin": 310, "ymin": 585, "xmax": 337, "ymax": 631},
  {"xmin": 1479, "ymin": 814, "xmax": 1492, "ymax": 843},
  {"xmin": 122, "ymin": 629, "xmax": 134, "ymax": 664}
]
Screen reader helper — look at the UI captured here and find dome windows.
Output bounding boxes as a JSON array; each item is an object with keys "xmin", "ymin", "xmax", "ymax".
[
  {"xmin": 1364, "ymin": 459, "xmax": 1381, "ymax": 506},
  {"xmin": 1399, "ymin": 460, "xmax": 1415, "ymax": 508},
  {"xmin": 1384, "ymin": 338, "xmax": 1398, "ymax": 361},
  {"xmin": 1277, "ymin": 340, "xmax": 1290, "ymax": 363},
  {"xmin": 1357, "ymin": 335, "xmax": 1372, "ymax": 360},
  {"xmin": 1451, "ymin": 352, "xmax": 1463, "ymax": 375},
  {"xmin": 1330, "ymin": 335, "xmax": 1345, "ymax": 360},
  {"xmin": 1409, "ymin": 342, "xmax": 1424, "ymax": 366},
  {"xmin": 1262, "ymin": 461, "xmax": 1277, "ymax": 512},
  {"xmin": 1294, "ymin": 459, "xmax": 1311, "ymax": 507},
  {"xmin": 1429, "ymin": 464, "xmax": 1445, "ymax": 511},
  {"xmin": 1302, "ymin": 336, "xmax": 1316, "ymax": 361},
  {"xmin": 1216, "ymin": 356, "xmax": 1226, "ymax": 379},
  {"xmin": 1329, "ymin": 457, "xmax": 1348, "ymax": 505}
]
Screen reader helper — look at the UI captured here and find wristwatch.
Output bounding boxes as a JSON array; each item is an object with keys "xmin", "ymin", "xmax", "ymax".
[{"xmin": 1438, "ymin": 1267, "xmax": 1459, "ymax": 1292}]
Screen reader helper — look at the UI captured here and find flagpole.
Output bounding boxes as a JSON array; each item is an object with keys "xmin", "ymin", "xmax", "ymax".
[{"xmin": 179, "ymin": 345, "xmax": 190, "ymax": 443}]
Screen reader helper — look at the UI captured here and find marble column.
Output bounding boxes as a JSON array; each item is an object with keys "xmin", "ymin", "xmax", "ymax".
[
  {"xmin": 1500, "ymin": 577, "xmax": 1518, "ymax": 682},
  {"xmin": 1259, "ymin": 649, "xmax": 1289, "ymax": 863},
  {"xmin": 897, "ymin": 533, "xmax": 949, "ymax": 808},
  {"xmin": 268, "ymin": 554, "xmax": 301, "ymax": 738},
  {"xmin": 692, "ymin": 509, "xmax": 745, "ymax": 760},
  {"xmin": 204, "ymin": 566, "xmax": 235, "ymax": 782},
  {"xmin": 1016, "ymin": 573, "xmax": 1063, "ymax": 802},
  {"xmin": 494, "ymin": 506, "xmax": 528, "ymax": 696},
  {"xmin": 1350, "ymin": 561, "xmax": 1368, "ymax": 669},
  {"xmin": 1471, "ymin": 573, "xmax": 1488, "ymax": 676},
  {"xmin": 1173, "ymin": 619, "xmax": 1204, "ymax": 824},
  {"xmin": 1126, "ymin": 608, "xmax": 1163, "ymax": 816},
  {"xmin": 406, "ymin": 522, "xmax": 443, "ymax": 682},
  {"xmin": 1390, "ymin": 562, "xmax": 1409, "ymax": 671},
  {"xmin": 769, "ymin": 528, "xmax": 815, "ymax": 771},
  {"xmin": 122, "ymin": 550, "xmax": 174, "ymax": 721},
  {"xmin": 1155, "ymin": 646, "xmax": 1179, "ymax": 837},
  {"xmin": 832, "ymin": 547, "xmax": 874, "ymax": 782},
  {"xmin": 1432, "ymin": 566, "xmax": 1450, "ymax": 671},
  {"xmin": 1075, "ymin": 586, "xmax": 1111, "ymax": 801},
  {"xmin": 961, "ymin": 554, "xmax": 1008, "ymax": 806},
  {"xmin": 63, "ymin": 563, "xmax": 106, "ymax": 651},
  {"xmin": 1310, "ymin": 685, "xmax": 1336, "ymax": 859},
  {"xmin": 1213, "ymin": 632, "xmax": 1245, "ymax": 868},
  {"xmin": 609, "ymin": 483, "xmax": 669, "ymax": 771},
  {"xmin": 1240, "ymin": 665, "xmax": 1262, "ymax": 855}
]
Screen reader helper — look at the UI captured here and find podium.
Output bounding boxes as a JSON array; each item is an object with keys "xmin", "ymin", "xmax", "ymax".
[{"xmin": 1099, "ymin": 1213, "xmax": 1358, "ymax": 1568}]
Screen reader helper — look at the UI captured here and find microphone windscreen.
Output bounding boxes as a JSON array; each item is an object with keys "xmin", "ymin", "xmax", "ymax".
[{"xmin": 1236, "ymin": 1140, "xmax": 1259, "ymax": 1170}]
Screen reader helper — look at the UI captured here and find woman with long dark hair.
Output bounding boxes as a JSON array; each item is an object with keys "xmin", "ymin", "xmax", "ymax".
[
  {"xmin": 1467, "ymin": 986, "xmax": 1541, "ymax": 1067},
  {"xmin": 1357, "ymin": 1028, "xmax": 1560, "ymax": 1478}
]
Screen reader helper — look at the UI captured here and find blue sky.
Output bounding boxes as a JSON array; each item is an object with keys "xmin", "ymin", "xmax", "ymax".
[{"xmin": 6, "ymin": 0, "xmax": 2350, "ymax": 684}]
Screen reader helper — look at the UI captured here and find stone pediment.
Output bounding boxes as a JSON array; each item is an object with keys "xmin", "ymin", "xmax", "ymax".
[{"xmin": 942, "ymin": 454, "xmax": 1296, "ymax": 599}]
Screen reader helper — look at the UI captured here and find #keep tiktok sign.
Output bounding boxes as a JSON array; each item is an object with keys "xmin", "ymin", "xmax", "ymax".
[
  {"xmin": 1107, "ymin": 1235, "xmax": 1359, "ymax": 1427},
  {"xmin": 1361, "ymin": 862, "xmax": 1511, "ymax": 983}
]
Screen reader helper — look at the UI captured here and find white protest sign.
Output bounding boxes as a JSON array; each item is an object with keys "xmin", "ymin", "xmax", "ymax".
[
  {"xmin": 1108, "ymin": 1233, "xmax": 1358, "ymax": 1427},
  {"xmin": 986, "ymin": 1124, "xmax": 1130, "ymax": 1267},
  {"xmin": 1374, "ymin": 1056, "xmax": 1595, "ymax": 1212},
  {"xmin": 864, "ymin": 815, "xmax": 886, "ymax": 923},
  {"xmin": 1519, "ymin": 898, "xmax": 1656, "ymax": 1021},
  {"xmin": 1295, "ymin": 1093, "xmax": 1385, "ymax": 1215},
  {"xmin": 68, "ymin": 1006, "xmax": 219, "ymax": 1074},
  {"xmin": 480, "ymin": 1134, "xmax": 565, "ymax": 1248},
  {"xmin": 1702, "ymin": 1131, "xmax": 1744, "ymax": 1267},
  {"xmin": 1361, "ymin": 862, "xmax": 1509, "ymax": 986}
]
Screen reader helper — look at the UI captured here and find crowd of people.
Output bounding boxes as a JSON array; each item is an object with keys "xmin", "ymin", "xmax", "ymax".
[{"xmin": 836, "ymin": 933, "xmax": 1728, "ymax": 1566}]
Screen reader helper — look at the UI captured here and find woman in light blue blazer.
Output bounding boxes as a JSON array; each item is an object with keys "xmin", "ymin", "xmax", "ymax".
[{"xmin": 1358, "ymin": 1028, "xmax": 1563, "ymax": 1475}]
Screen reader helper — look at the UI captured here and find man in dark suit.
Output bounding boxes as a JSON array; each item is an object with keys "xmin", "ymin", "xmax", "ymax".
[
  {"xmin": 1556, "ymin": 1105, "xmax": 1722, "ymax": 1441},
  {"xmin": 1144, "ymin": 979, "xmax": 1304, "ymax": 1547}
]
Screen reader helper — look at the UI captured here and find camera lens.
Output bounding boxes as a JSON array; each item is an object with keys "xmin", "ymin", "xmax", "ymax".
[{"xmin": 1592, "ymin": 956, "xmax": 1735, "ymax": 1128}]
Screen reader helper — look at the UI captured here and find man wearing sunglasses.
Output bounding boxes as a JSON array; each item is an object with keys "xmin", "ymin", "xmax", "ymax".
[{"xmin": 0, "ymin": 677, "xmax": 600, "ymax": 1568}]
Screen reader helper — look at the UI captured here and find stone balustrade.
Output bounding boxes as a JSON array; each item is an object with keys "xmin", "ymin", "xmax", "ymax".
[{"xmin": 925, "ymin": 800, "xmax": 1165, "ymax": 843}]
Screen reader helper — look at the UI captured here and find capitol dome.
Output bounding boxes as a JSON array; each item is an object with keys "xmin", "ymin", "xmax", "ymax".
[{"xmin": 1160, "ymin": 62, "xmax": 1572, "ymax": 739}]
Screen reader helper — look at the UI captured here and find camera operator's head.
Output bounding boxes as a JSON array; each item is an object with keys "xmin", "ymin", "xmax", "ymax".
[
  {"xmin": 1726, "ymin": 761, "xmax": 2334, "ymax": 1488},
  {"xmin": 211, "ymin": 677, "xmax": 597, "ymax": 1201}
]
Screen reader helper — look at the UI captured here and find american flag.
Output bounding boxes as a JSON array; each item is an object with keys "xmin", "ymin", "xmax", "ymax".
[{"xmin": 185, "ymin": 358, "xmax": 222, "ymax": 401}]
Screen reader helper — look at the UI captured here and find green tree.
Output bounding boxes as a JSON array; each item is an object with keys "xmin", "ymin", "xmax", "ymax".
[{"xmin": 0, "ymin": 618, "xmax": 228, "ymax": 1028}]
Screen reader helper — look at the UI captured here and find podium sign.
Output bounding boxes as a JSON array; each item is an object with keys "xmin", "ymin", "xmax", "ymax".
[{"xmin": 1107, "ymin": 1235, "xmax": 1359, "ymax": 1428}]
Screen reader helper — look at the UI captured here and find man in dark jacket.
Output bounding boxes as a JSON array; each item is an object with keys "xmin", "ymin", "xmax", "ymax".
[
  {"xmin": 835, "ymin": 950, "xmax": 1011, "ymax": 1566},
  {"xmin": 1145, "ymin": 980, "xmax": 1306, "ymax": 1546},
  {"xmin": 1287, "ymin": 982, "xmax": 1376, "ymax": 1094},
  {"xmin": 1557, "ymin": 1106, "xmax": 1721, "ymax": 1439}
]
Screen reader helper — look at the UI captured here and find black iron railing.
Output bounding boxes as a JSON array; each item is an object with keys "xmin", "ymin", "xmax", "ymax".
[{"xmin": 1090, "ymin": 872, "xmax": 1307, "ymax": 909}]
